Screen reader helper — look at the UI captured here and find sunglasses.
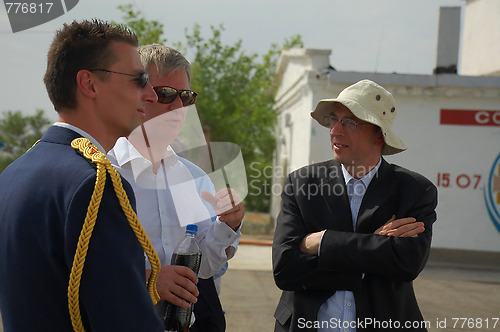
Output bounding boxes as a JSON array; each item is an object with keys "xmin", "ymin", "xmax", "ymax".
[
  {"xmin": 153, "ymin": 86, "xmax": 197, "ymax": 106},
  {"xmin": 88, "ymin": 69, "xmax": 150, "ymax": 88}
]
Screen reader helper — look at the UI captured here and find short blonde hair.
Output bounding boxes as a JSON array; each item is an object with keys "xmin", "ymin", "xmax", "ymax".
[{"xmin": 138, "ymin": 44, "xmax": 191, "ymax": 83}]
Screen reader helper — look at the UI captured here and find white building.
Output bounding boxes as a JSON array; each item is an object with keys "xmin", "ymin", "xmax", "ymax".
[{"xmin": 271, "ymin": 0, "xmax": 500, "ymax": 259}]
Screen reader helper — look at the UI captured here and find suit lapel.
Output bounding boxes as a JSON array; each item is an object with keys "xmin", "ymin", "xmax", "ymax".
[
  {"xmin": 324, "ymin": 160, "xmax": 354, "ymax": 232},
  {"xmin": 356, "ymin": 158, "xmax": 396, "ymax": 233}
]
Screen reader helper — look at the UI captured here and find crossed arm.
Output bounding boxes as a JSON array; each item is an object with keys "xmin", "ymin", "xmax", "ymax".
[
  {"xmin": 300, "ymin": 215, "xmax": 425, "ymax": 255},
  {"xmin": 273, "ymin": 175, "xmax": 437, "ymax": 292}
]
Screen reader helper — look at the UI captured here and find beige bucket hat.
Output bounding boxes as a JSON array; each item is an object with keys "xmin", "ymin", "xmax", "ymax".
[{"xmin": 310, "ymin": 79, "xmax": 406, "ymax": 155}]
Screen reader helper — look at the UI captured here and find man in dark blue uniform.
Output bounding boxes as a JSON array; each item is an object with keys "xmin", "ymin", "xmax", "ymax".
[{"xmin": 0, "ymin": 20, "xmax": 172, "ymax": 331}]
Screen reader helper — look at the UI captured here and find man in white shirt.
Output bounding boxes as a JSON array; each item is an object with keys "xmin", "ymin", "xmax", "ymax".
[{"xmin": 108, "ymin": 44, "xmax": 244, "ymax": 331}]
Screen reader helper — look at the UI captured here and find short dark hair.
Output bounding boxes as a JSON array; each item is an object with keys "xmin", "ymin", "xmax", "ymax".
[{"xmin": 43, "ymin": 19, "xmax": 138, "ymax": 112}]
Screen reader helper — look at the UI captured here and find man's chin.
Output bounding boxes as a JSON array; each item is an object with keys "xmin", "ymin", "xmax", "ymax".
[
  {"xmin": 148, "ymin": 132, "xmax": 178, "ymax": 146},
  {"xmin": 130, "ymin": 121, "xmax": 144, "ymax": 134},
  {"xmin": 333, "ymin": 154, "xmax": 351, "ymax": 166}
]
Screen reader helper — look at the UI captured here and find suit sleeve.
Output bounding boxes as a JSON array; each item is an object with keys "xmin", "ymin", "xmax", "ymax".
[
  {"xmin": 65, "ymin": 174, "xmax": 163, "ymax": 331},
  {"xmin": 319, "ymin": 179, "xmax": 437, "ymax": 282},
  {"xmin": 273, "ymin": 174, "xmax": 361, "ymax": 292}
]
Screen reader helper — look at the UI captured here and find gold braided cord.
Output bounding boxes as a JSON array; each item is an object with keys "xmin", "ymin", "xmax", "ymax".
[
  {"xmin": 106, "ymin": 164, "xmax": 161, "ymax": 303},
  {"xmin": 68, "ymin": 138, "xmax": 161, "ymax": 332},
  {"xmin": 67, "ymin": 159, "xmax": 105, "ymax": 332}
]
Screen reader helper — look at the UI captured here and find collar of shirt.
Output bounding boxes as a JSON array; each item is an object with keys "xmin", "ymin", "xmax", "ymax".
[
  {"xmin": 110, "ymin": 137, "xmax": 179, "ymax": 178},
  {"xmin": 341, "ymin": 157, "xmax": 382, "ymax": 189},
  {"xmin": 53, "ymin": 122, "xmax": 105, "ymax": 153}
]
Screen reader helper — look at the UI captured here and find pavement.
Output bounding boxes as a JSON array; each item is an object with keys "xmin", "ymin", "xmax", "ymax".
[
  {"xmin": 1, "ymin": 236, "xmax": 499, "ymax": 332},
  {"xmin": 219, "ymin": 236, "xmax": 500, "ymax": 332}
]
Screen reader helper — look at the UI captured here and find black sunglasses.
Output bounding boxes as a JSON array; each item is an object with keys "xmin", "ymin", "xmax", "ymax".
[
  {"xmin": 88, "ymin": 69, "xmax": 149, "ymax": 88},
  {"xmin": 153, "ymin": 86, "xmax": 197, "ymax": 106}
]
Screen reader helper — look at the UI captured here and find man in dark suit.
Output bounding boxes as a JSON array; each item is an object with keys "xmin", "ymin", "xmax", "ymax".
[
  {"xmin": 0, "ymin": 20, "xmax": 175, "ymax": 331},
  {"xmin": 273, "ymin": 79, "xmax": 437, "ymax": 331}
]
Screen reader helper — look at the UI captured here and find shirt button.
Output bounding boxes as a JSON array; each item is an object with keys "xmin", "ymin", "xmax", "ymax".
[
  {"xmin": 164, "ymin": 241, "xmax": 169, "ymax": 245},
  {"xmin": 347, "ymin": 302, "xmax": 352, "ymax": 307},
  {"xmin": 353, "ymin": 199, "xmax": 359, "ymax": 204}
]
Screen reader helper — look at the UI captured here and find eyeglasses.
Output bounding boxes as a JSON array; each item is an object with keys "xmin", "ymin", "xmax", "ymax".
[
  {"xmin": 322, "ymin": 114, "xmax": 369, "ymax": 133},
  {"xmin": 88, "ymin": 69, "xmax": 150, "ymax": 88},
  {"xmin": 153, "ymin": 86, "xmax": 197, "ymax": 106}
]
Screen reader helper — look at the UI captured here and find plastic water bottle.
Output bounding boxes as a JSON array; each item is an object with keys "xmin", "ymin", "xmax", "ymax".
[{"xmin": 164, "ymin": 224, "xmax": 202, "ymax": 332}]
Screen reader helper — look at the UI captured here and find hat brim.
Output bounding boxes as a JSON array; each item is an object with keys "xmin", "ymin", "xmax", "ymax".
[{"xmin": 310, "ymin": 99, "xmax": 406, "ymax": 155}]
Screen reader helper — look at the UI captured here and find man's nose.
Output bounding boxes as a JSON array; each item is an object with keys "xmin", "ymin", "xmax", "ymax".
[
  {"xmin": 143, "ymin": 82, "xmax": 158, "ymax": 103},
  {"xmin": 329, "ymin": 120, "xmax": 344, "ymax": 134}
]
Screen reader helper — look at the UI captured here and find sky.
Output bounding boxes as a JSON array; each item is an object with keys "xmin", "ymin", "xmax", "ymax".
[{"xmin": 0, "ymin": 0, "xmax": 465, "ymax": 120}]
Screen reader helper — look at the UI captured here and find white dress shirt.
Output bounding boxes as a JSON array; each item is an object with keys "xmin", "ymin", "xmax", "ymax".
[{"xmin": 108, "ymin": 137, "xmax": 240, "ymax": 278}]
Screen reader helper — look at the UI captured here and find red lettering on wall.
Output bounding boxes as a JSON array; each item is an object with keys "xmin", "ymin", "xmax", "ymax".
[{"xmin": 440, "ymin": 109, "xmax": 500, "ymax": 127}]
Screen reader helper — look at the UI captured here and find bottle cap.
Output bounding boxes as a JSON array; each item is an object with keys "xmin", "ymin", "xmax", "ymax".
[{"xmin": 186, "ymin": 224, "xmax": 198, "ymax": 234}]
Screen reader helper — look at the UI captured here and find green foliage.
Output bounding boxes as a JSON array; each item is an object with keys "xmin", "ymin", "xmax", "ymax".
[
  {"xmin": 0, "ymin": 110, "xmax": 51, "ymax": 172},
  {"xmin": 114, "ymin": 4, "xmax": 167, "ymax": 45},
  {"xmin": 186, "ymin": 24, "xmax": 302, "ymax": 211},
  {"xmin": 116, "ymin": 5, "xmax": 303, "ymax": 212}
]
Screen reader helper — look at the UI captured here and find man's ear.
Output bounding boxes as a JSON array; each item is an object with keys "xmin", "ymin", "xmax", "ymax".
[
  {"xmin": 375, "ymin": 128, "xmax": 385, "ymax": 148},
  {"xmin": 76, "ymin": 70, "xmax": 97, "ymax": 99}
]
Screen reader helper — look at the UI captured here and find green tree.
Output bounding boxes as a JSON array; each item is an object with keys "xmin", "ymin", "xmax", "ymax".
[
  {"xmin": 113, "ymin": 4, "xmax": 167, "ymax": 46},
  {"xmin": 0, "ymin": 110, "xmax": 51, "ymax": 172},
  {"xmin": 117, "ymin": 5, "xmax": 303, "ymax": 212},
  {"xmin": 186, "ymin": 24, "xmax": 302, "ymax": 211}
]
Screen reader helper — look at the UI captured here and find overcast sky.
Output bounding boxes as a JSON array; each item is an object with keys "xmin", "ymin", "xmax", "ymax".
[{"xmin": 0, "ymin": 0, "xmax": 465, "ymax": 120}]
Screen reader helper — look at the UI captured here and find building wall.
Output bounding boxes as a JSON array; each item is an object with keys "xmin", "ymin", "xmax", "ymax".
[
  {"xmin": 308, "ymin": 78, "xmax": 340, "ymax": 165},
  {"xmin": 460, "ymin": 0, "xmax": 500, "ymax": 76},
  {"xmin": 384, "ymin": 83, "xmax": 500, "ymax": 252}
]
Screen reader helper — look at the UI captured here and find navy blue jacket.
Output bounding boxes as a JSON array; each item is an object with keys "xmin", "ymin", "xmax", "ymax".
[{"xmin": 0, "ymin": 126, "xmax": 163, "ymax": 331}]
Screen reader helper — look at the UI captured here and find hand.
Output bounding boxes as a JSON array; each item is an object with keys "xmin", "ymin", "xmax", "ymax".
[
  {"xmin": 375, "ymin": 215, "xmax": 425, "ymax": 238},
  {"xmin": 299, "ymin": 231, "xmax": 325, "ymax": 255},
  {"xmin": 201, "ymin": 188, "xmax": 245, "ymax": 230},
  {"xmin": 149, "ymin": 265, "xmax": 199, "ymax": 309}
]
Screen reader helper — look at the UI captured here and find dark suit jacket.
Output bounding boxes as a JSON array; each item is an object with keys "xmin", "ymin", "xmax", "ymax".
[
  {"xmin": 0, "ymin": 126, "xmax": 163, "ymax": 331},
  {"xmin": 273, "ymin": 159, "xmax": 437, "ymax": 332}
]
